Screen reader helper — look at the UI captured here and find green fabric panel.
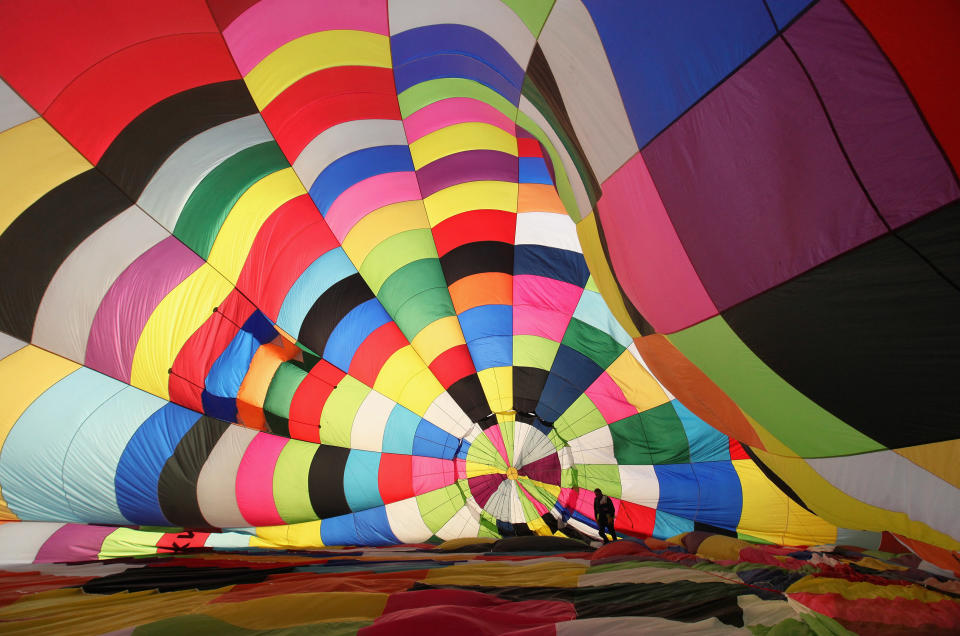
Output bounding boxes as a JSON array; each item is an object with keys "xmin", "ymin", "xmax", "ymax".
[
  {"xmin": 135, "ymin": 616, "xmax": 370, "ymax": 636},
  {"xmin": 609, "ymin": 404, "xmax": 690, "ymax": 465},
  {"xmin": 500, "ymin": 0, "xmax": 555, "ymax": 36},
  {"xmin": 319, "ymin": 376, "xmax": 370, "ymax": 448},
  {"xmin": 273, "ymin": 439, "xmax": 319, "ymax": 524},
  {"xmin": 173, "ymin": 141, "xmax": 288, "ymax": 258},
  {"xmin": 416, "ymin": 484, "xmax": 465, "ymax": 532},
  {"xmin": 561, "ymin": 467, "xmax": 576, "ymax": 489},
  {"xmin": 585, "ymin": 276, "xmax": 600, "ymax": 293},
  {"xmin": 392, "ymin": 287, "xmax": 456, "ymax": 342},
  {"xmin": 667, "ymin": 316, "xmax": 883, "ymax": 456},
  {"xmin": 517, "ymin": 484, "xmax": 540, "ymax": 521},
  {"xmin": 99, "ymin": 528, "xmax": 168, "ymax": 559},
  {"xmin": 501, "ymin": 421, "xmax": 515, "ymax": 465},
  {"xmin": 264, "ymin": 362, "xmax": 308, "ymax": 420},
  {"xmin": 513, "ymin": 335, "xmax": 560, "ymax": 370},
  {"xmin": 519, "ymin": 479, "xmax": 558, "ymax": 509},
  {"xmin": 554, "ymin": 394, "xmax": 607, "ymax": 443},
  {"xmin": 399, "ymin": 78, "xmax": 518, "ymax": 120},
  {"xmin": 561, "ymin": 317, "xmax": 625, "ymax": 370},
  {"xmin": 467, "ymin": 433, "xmax": 507, "ymax": 469},
  {"xmin": 608, "ymin": 414, "xmax": 653, "ymax": 465},
  {"xmin": 359, "ymin": 229, "xmax": 438, "ymax": 294},
  {"xmin": 377, "ymin": 258, "xmax": 455, "ymax": 340},
  {"xmin": 515, "ymin": 110, "xmax": 580, "ymax": 220},
  {"xmin": 479, "ymin": 511, "xmax": 501, "ymax": 537},
  {"xmin": 572, "ymin": 464, "xmax": 621, "ymax": 498}
]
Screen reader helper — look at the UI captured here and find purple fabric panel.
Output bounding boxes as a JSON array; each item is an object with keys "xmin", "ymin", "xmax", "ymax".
[
  {"xmin": 519, "ymin": 453, "xmax": 560, "ymax": 485},
  {"xmin": 642, "ymin": 38, "xmax": 887, "ymax": 311},
  {"xmin": 786, "ymin": 0, "xmax": 960, "ymax": 228},
  {"xmin": 85, "ymin": 237, "xmax": 203, "ymax": 381},
  {"xmin": 34, "ymin": 523, "xmax": 116, "ymax": 563},
  {"xmin": 416, "ymin": 149, "xmax": 518, "ymax": 198},
  {"xmin": 468, "ymin": 473, "xmax": 504, "ymax": 508}
]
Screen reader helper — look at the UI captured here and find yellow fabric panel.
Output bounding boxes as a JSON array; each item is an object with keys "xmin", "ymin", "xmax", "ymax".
[
  {"xmin": 244, "ymin": 30, "xmax": 391, "ymax": 109},
  {"xmin": 207, "ymin": 168, "xmax": 304, "ymax": 284},
  {"xmin": 204, "ymin": 592, "xmax": 388, "ymax": 628},
  {"xmin": 99, "ymin": 527, "xmax": 170, "ymax": 559},
  {"xmin": 409, "ymin": 122, "xmax": 518, "ymax": 169},
  {"xmin": 423, "ymin": 560, "xmax": 586, "ymax": 588},
  {"xmin": 732, "ymin": 458, "xmax": 837, "ymax": 546},
  {"xmin": 237, "ymin": 338, "xmax": 301, "ymax": 409},
  {"xmin": 342, "ymin": 201, "xmax": 430, "ymax": 265},
  {"xmin": 130, "ymin": 264, "xmax": 233, "ymax": 400},
  {"xmin": 576, "ymin": 214, "xmax": 641, "ymax": 338},
  {"xmin": 253, "ymin": 520, "xmax": 323, "ymax": 549},
  {"xmin": 0, "ymin": 346, "xmax": 78, "ymax": 519},
  {"xmin": 437, "ymin": 536, "xmax": 497, "ymax": 550},
  {"xmin": 695, "ymin": 535, "xmax": 753, "ymax": 562},
  {"xmin": 477, "ymin": 366, "xmax": 511, "ymax": 414},
  {"xmin": 518, "ymin": 183, "xmax": 567, "ymax": 214},
  {"xmin": 424, "ymin": 180, "xmax": 519, "ymax": 226},
  {"xmin": 0, "ymin": 118, "xmax": 91, "ymax": 235},
  {"xmin": 605, "ymin": 348, "xmax": 669, "ymax": 411},
  {"xmin": 786, "ymin": 576, "xmax": 955, "ymax": 603},
  {"xmin": 465, "ymin": 461, "xmax": 504, "ymax": 478},
  {"xmin": 397, "ymin": 366, "xmax": 446, "ymax": 416},
  {"xmin": 410, "ymin": 316, "xmax": 467, "ymax": 364},
  {"xmin": 895, "ymin": 439, "xmax": 960, "ymax": 489},
  {"xmin": 527, "ymin": 517, "xmax": 552, "ymax": 536},
  {"xmin": 374, "ymin": 346, "xmax": 442, "ymax": 415}
]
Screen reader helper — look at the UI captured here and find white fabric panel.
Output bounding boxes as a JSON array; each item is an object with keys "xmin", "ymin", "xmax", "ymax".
[
  {"xmin": 508, "ymin": 480, "xmax": 525, "ymax": 523},
  {"xmin": 0, "ymin": 521, "xmax": 63, "ymax": 564},
  {"xmin": 538, "ymin": 0, "xmax": 639, "ymax": 183},
  {"xmin": 293, "ymin": 119, "xmax": 408, "ymax": 188},
  {"xmin": 518, "ymin": 95, "xmax": 593, "ymax": 218},
  {"xmin": 628, "ymin": 342, "xmax": 675, "ymax": 401},
  {"xmin": 0, "ymin": 331, "xmax": 26, "ymax": 360},
  {"xmin": 0, "ymin": 80, "xmax": 36, "ymax": 133},
  {"xmin": 559, "ymin": 445, "xmax": 575, "ymax": 470},
  {"xmin": 806, "ymin": 451, "xmax": 960, "ymax": 540},
  {"xmin": 424, "ymin": 392, "xmax": 473, "ymax": 437},
  {"xmin": 389, "ymin": 0, "xmax": 536, "ymax": 69},
  {"xmin": 436, "ymin": 504, "xmax": 480, "ymax": 540},
  {"xmin": 463, "ymin": 422, "xmax": 483, "ymax": 444},
  {"xmin": 204, "ymin": 531, "xmax": 255, "ymax": 550},
  {"xmin": 516, "ymin": 211, "xmax": 582, "ymax": 252},
  {"xmin": 385, "ymin": 497, "xmax": 433, "ymax": 543},
  {"xmin": 618, "ymin": 464, "xmax": 660, "ymax": 508},
  {"xmin": 568, "ymin": 426, "xmax": 617, "ymax": 465},
  {"xmin": 32, "ymin": 207, "xmax": 168, "ymax": 362},
  {"xmin": 138, "ymin": 115, "xmax": 272, "ymax": 231},
  {"xmin": 196, "ymin": 425, "xmax": 259, "ymax": 528},
  {"xmin": 350, "ymin": 389, "xmax": 395, "ymax": 452},
  {"xmin": 518, "ymin": 425, "xmax": 558, "ymax": 466}
]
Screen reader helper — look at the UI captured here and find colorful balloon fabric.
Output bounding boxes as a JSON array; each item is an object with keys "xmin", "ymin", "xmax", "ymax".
[{"xmin": 0, "ymin": 0, "xmax": 958, "ymax": 619}]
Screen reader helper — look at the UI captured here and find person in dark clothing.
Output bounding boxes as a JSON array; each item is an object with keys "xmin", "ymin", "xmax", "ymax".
[{"xmin": 593, "ymin": 488, "xmax": 617, "ymax": 543}]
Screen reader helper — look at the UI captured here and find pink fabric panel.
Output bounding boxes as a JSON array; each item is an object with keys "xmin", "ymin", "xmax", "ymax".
[
  {"xmin": 411, "ymin": 457, "xmax": 455, "ymax": 495},
  {"xmin": 85, "ymin": 237, "xmax": 202, "ymax": 382},
  {"xmin": 455, "ymin": 458, "xmax": 468, "ymax": 480},
  {"xmin": 484, "ymin": 426, "xmax": 510, "ymax": 466},
  {"xmin": 585, "ymin": 372, "xmax": 637, "ymax": 423},
  {"xmin": 403, "ymin": 97, "xmax": 516, "ymax": 143},
  {"xmin": 596, "ymin": 154, "xmax": 717, "ymax": 334},
  {"xmin": 518, "ymin": 483, "xmax": 549, "ymax": 516},
  {"xmin": 324, "ymin": 172, "xmax": 423, "ymax": 241},
  {"xmin": 223, "ymin": 0, "xmax": 389, "ymax": 74},
  {"xmin": 35, "ymin": 523, "xmax": 115, "ymax": 563},
  {"xmin": 513, "ymin": 275, "xmax": 581, "ymax": 341},
  {"xmin": 235, "ymin": 433, "xmax": 287, "ymax": 526}
]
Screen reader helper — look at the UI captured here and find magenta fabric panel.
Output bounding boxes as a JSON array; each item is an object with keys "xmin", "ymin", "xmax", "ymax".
[
  {"xmin": 84, "ymin": 237, "xmax": 203, "ymax": 382},
  {"xmin": 785, "ymin": 0, "xmax": 960, "ymax": 228},
  {"xmin": 34, "ymin": 523, "xmax": 116, "ymax": 563},
  {"xmin": 235, "ymin": 432, "xmax": 287, "ymax": 526},
  {"xmin": 416, "ymin": 150, "xmax": 518, "ymax": 198},
  {"xmin": 596, "ymin": 153, "xmax": 716, "ymax": 333},
  {"xmin": 642, "ymin": 38, "xmax": 888, "ymax": 311}
]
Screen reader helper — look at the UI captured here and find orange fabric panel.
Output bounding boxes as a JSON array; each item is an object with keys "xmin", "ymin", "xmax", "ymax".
[{"xmin": 449, "ymin": 272, "xmax": 512, "ymax": 314}]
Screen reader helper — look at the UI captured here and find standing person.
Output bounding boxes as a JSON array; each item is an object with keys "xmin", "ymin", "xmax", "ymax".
[{"xmin": 593, "ymin": 488, "xmax": 617, "ymax": 543}]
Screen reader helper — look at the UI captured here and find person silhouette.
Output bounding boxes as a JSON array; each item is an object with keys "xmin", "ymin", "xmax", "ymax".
[{"xmin": 593, "ymin": 488, "xmax": 617, "ymax": 543}]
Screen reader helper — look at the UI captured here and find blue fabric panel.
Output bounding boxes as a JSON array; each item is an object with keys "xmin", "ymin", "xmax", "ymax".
[
  {"xmin": 0, "ymin": 368, "xmax": 125, "ymax": 523},
  {"xmin": 674, "ymin": 401, "xmax": 731, "ymax": 463},
  {"xmin": 653, "ymin": 508, "xmax": 696, "ymax": 540},
  {"xmin": 242, "ymin": 309, "xmax": 277, "ymax": 344},
  {"xmin": 455, "ymin": 439, "xmax": 471, "ymax": 460},
  {"xmin": 537, "ymin": 376, "xmax": 587, "ymax": 422},
  {"xmin": 310, "ymin": 146, "xmax": 414, "ymax": 215},
  {"xmin": 353, "ymin": 506, "xmax": 400, "ymax": 545},
  {"xmin": 278, "ymin": 248, "xmax": 356, "ymax": 337},
  {"xmin": 460, "ymin": 305, "xmax": 511, "ymax": 341},
  {"xmin": 583, "ymin": 0, "xmax": 775, "ymax": 147},
  {"xmin": 395, "ymin": 54, "xmax": 522, "ymax": 104},
  {"xmin": 201, "ymin": 390, "xmax": 238, "ymax": 422},
  {"xmin": 115, "ymin": 402, "xmax": 200, "ymax": 525},
  {"xmin": 515, "ymin": 245, "xmax": 590, "ymax": 287},
  {"xmin": 391, "ymin": 24, "xmax": 524, "ymax": 88},
  {"xmin": 537, "ymin": 343, "xmax": 606, "ymax": 419},
  {"xmin": 344, "ymin": 450, "xmax": 384, "ymax": 511},
  {"xmin": 323, "ymin": 298, "xmax": 391, "ymax": 370},
  {"xmin": 413, "ymin": 420, "xmax": 460, "ymax": 460},
  {"xmin": 767, "ymin": 0, "xmax": 816, "ymax": 29},
  {"xmin": 205, "ymin": 330, "xmax": 259, "ymax": 397},
  {"xmin": 381, "ymin": 405, "xmax": 421, "ymax": 455},
  {"xmin": 518, "ymin": 157, "xmax": 553, "ymax": 185},
  {"xmin": 573, "ymin": 290, "xmax": 633, "ymax": 347},
  {"xmin": 653, "ymin": 463, "xmax": 700, "ymax": 521},
  {"xmin": 690, "ymin": 461, "xmax": 743, "ymax": 530},
  {"xmin": 465, "ymin": 336, "xmax": 513, "ymax": 371}
]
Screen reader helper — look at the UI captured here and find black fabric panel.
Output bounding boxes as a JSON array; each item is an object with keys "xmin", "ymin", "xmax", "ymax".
[
  {"xmin": 446, "ymin": 373, "xmax": 491, "ymax": 422},
  {"xmin": 82, "ymin": 565, "xmax": 293, "ymax": 594},
  {"xmin": 299, "ymin": 273, "xmax": 375, "ymax": 356},
  {"xmin": 439, "ymin": 241, "xmax": 513, "ymax": 284},
  {"xmin": 741, "ymin": 444, "xmax": 813, "ymax": 513},
  {"xmin": 98, "ymin": 80, "xmax": 259, "ymax": 201},
  {"xmin": 0, "ymin": 170, "xmax": 130, "ymax": 340},
  {"xmin": 722, "ymin": 203, "xmax": 960, "ymax": 449},
  {"xmin": 264, "ymin": 408, "xmax": 290, "ymax": 438},
  {"xmin": 157, "ymin": 416, "xmax": 231, "ymax": 528},
  {"xmin": 513, "ymin": 366, "xmax": 550, "ymax": 415},
  {"xmin": 307, "ymin": 445, "xmax": 351, "ymax": 518},
  {"xmin": 693, "ymin": 521, "xmax": 737, "ymax": 538}
]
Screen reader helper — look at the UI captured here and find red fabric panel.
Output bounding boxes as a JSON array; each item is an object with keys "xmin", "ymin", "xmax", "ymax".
[
  {"xmin": 728, "ymin": 439, "xmax": 749, "ymax": 460},
  {"xmin": 846, "ymin": 0, "xmax": 960, "ymax": 172},
  {"xmin": 289, "ymin": 362, "xmax": 345, "ymax": 431},
  {"xmin": 613, "ymin": 499, "xmax": 656, "ymax": 537},
  {"xmin": 261, "ymin": 66, "xmax": 400, "ymax": 161},
  {"xmin": 432, "ymin": 210, "xmax": 517, "ymax": 257},
  {"xmin": 349, "ymin": 322, "xmax": 407, "ymax": 386},
  {"xmin": 428, "ymin": 344, "xmax": 476, "ymax": 388},
  {"xmin": 43, "ymin": 33, "xmax": 239, "ymax": 162},
  {"xmin": 788, "ymin": 592, "xmax": 960, "ymax": 630},
  {"xmin": 0, "ymin": 572, "xmax": 96, "ymax": 610},
  {"xmin": 517, "ymin": 137, "xmax": 542, "ymax": 157},
  {"xmin": 205, "ymin": 0, "xmax": 261, "ymax": 31},
  {"xmin": 157, "ymin": 531, "xmax": 212, "ymax": 553},
  {"xmin": 236, "ymin": 194, "xmax": 338, "ymax": 321},
  {"xmin": 0, "ymin": 0, "xmax": 219, "ymax": 111},
  {"xmin": 378, "ymin": 453, "xmax": 415, "ymax": 504}
]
